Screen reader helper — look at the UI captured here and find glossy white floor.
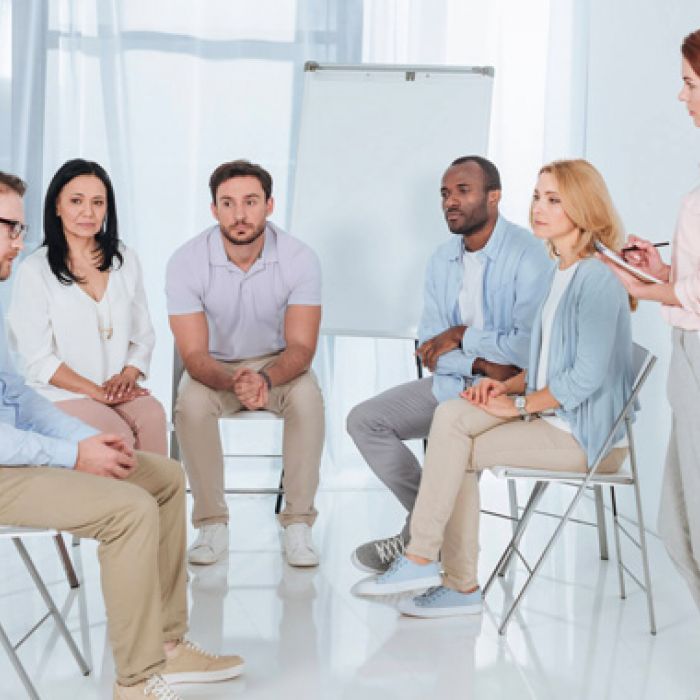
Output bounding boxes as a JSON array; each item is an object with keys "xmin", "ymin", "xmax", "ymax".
[{"xmin": 2, "ymin": 460, "xmax": 700, "ymax": 700}]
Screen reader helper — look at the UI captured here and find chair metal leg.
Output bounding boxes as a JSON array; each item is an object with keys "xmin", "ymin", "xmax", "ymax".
[
  {"xmin": 484, "ymin": 481, "xmax": 548, "ymax": 595},
  {"xmin": 594, "ymin": 485, "xmax": 609, "ymax": 561},
  {"xmin": 496, "ymin": 476, "xmax": 597, "ymax": 635},
  {"xmin": 610, "ymin": 486, "xmax": 626, "ymax": 600},
  {"xmin": 274, "ymin": 470, "xmax": 284, "ymax": 515},
  {"xmin": 53, "ymin": 534, "xmax": 79, "ymax": 589},
  {"xmin": 13, "ymin": 539, "xmax": 90, "ymax": 676},
  {"xmin": 0, "ymin": 620, "xmax": 41, "ymax": 700},
  {"xmin": 497, "ymin": 479, "xmax": 520, "ymax": 576}
]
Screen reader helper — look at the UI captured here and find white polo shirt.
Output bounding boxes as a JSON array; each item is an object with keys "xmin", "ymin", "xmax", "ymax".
[{"xmin": 166, "ymin": 222, "xmax": 321, "ymax": 361}]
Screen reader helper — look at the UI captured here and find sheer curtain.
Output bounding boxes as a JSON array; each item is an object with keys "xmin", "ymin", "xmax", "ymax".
[{"xmin": 4, "ymin": 0, "xmax": 585, "ymax": 485}]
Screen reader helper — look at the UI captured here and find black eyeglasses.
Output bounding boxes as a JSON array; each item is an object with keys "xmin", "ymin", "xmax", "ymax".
[{"xmin": 0, "ymin": 217, "xmax": 28, "ymax": 240}]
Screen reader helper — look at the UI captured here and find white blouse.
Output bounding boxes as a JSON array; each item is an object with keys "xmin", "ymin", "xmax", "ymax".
[{"xmin": 7, "ymin": 245, "xmax": 155, "ymax": 402}]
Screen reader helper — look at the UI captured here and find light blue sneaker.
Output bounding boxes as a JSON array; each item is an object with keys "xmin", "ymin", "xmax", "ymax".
[
  {"xmin": 398, "ymin": 585, "xmax": 483, "ymax": 617},
  {"xmin": 354, "ymin": 555, "xmax": 442, "ymax": 596}
]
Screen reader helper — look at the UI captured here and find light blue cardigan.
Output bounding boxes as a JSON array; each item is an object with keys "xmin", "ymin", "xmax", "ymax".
[{"xmin": 526, "ymin": 257, "xmax": 635, "ymax": 467}]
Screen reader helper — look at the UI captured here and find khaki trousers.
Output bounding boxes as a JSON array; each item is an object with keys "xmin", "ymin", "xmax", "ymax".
[
  {"xmin": 407, "ymin": 399, "xmax": 627, "ymax": 591},
  {"xmin": 0, "ymin": 452, "xmax": 188, "ymax": 686},
  {"xmin": 174, "ymin": 355, "xmax": 325, "ymax": 528}
]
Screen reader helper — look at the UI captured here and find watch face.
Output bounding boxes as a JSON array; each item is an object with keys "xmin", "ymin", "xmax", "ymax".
[{"xmin": 515, "ymin": 396, "xmax": 526, "ymax": 410}]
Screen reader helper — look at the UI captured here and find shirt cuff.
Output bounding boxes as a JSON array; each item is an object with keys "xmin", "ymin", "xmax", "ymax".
[{"xmin": 49, "ymin": 440, "xmax": 79, "ymax": 469}]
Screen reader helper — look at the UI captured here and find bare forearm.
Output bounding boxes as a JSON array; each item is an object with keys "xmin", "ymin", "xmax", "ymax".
[
  {"xmin": 50, "ymin": 363, "xmax": 102, "ymax": 398},
  {"xmin": 639, "ymin": 280, "xmax": 680, "ymax": 305},
  {"xmin": 182, "ymin": 351, "xmax": 234, "ymax": 391},
  {"xmin": 524, "ymin": 387, "xmax": 560, "ymax": 413},
  {"xmin": 263, "ymin": 345, "xmax": 314, "ymax": 387},
  {"xmin": 503, "ymin": 371, "xmax": 527, "ymax": 395}
]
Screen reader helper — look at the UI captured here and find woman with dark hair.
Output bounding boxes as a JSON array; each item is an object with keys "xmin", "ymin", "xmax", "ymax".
[
  {"xmin": 8, "ymin": 158, "xmax": 167, "ymax": 455},
  {"xmin": 601, "ymin": 29, "xmax": 700, "ymax": 610}
]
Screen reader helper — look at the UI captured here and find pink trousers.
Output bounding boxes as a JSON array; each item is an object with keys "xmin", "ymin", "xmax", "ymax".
[{"xmin": 57, "ymin": 395, "xmax": 168, "ymax": 456}]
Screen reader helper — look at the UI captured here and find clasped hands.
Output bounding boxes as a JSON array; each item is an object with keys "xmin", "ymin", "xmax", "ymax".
[
  {"xmin": 461, "ymin": 378, "xmax": 519, "ymax": 418},
  {"xmin": 231, "ymin": 367, "xmax": 269, "ymax": 410},
  {"xmin": 95, "ymin": 366, "xmax": 150, "ymax": 405}
]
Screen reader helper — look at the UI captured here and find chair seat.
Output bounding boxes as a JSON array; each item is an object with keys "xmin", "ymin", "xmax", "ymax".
[
  {"xmin": 0, "ymin": 526, "xmax": 60, "ymax": 538},
  {"xmin": 490, "ymin": 466, "xmax": 635, "ymax": 486}
]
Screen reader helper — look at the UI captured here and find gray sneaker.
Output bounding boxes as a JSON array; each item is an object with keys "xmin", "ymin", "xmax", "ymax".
[{"xmin": 351, "ymin": 534, "xmax": 405, "ymax": 574}]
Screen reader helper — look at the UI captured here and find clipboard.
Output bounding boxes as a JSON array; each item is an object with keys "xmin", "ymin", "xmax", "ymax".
[{"xmin": 594, "ymin": 241, "xmax": 663, "ymax": 285}]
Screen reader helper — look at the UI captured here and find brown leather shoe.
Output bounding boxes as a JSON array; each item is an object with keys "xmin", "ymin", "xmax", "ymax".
[{"xmin": 161, "ymin": 640, "xmax": 244, "ymax": 684}]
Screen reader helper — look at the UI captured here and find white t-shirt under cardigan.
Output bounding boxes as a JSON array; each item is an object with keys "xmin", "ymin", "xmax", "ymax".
[
  {"xmin": 7, "ymin": 245, "xmax": 155, "ymax": 402},
  {"xmin": 536, "ymin": 261, "xmax": 626, "ymax": 448}
]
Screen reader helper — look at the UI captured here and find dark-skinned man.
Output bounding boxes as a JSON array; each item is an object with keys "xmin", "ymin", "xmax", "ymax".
[{"xmin": 347, "ymin": 155, "xmax": 551, "ymax": 573}]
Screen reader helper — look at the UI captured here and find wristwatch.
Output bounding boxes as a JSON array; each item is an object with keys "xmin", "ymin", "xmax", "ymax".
[
  {"xmin": 514, "ymin": 395, "xmax": 531, "ymax": 421},
  {"xmin": 258, "ymin": 369, "xmax": 273, "ymax": 390}
]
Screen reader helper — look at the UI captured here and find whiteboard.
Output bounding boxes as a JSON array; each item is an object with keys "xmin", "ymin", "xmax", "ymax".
[{"xmin": 290, "ymin": 63, "xmax": 494, "ymax": 339}]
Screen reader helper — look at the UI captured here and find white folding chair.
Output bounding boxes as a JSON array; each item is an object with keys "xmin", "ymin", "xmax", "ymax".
[
  {"xmin": 170, "ymin": 347, "xmax": 285, "ymax": 514},
  {"xmin": 483, "ymin": 343, "xmax": 657, "ymax": 636},
  {"xmin": 0, "ymin": 526, "xmax": 90, "ymax": 699}
]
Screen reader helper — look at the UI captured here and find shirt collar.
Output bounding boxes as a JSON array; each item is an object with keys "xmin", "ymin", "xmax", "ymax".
[{"xmin": 448, "ymin": 214, "xmax": 508, "ymax": 262}]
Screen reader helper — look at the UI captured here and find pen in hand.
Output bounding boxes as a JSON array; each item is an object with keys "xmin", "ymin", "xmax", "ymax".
[{"xmin": 621, "ymin": 241, "xmax": 670, "ymax": 253}]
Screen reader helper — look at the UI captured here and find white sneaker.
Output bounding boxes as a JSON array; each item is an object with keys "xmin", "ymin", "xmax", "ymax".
[
  {"xmin": 283, "ymin": 523, "xmax": 319, "ymax": 567},
  {"xmin": 188, "ymin": 523, "xmax": 228, "ymax": 565}
]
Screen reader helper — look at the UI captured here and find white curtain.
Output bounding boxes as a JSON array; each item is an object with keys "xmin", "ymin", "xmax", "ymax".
[{"xmin": 4, "ymin": 0, "xmax": 585, "ymax": 485}]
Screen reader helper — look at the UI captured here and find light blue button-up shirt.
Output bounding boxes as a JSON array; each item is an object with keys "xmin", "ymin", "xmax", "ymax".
[
  {"xmin": 418, "ymin": 215, "xmax": 552, "ymax": 403},
  {"xmin": 527, "ymin": 258, "xmax": 635, "ymax": 466},
  {"xmin": 0, "ymin": 310, "xmax": 96, "ymax": 468}
]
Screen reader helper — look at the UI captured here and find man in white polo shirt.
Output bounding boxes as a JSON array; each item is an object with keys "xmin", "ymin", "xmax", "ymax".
[{"xmin": 167, "ymin": 160, "xmax": 324, "ymax": 568}]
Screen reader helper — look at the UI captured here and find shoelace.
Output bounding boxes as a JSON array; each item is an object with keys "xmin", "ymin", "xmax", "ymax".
[
  {"xmin": 143, "ymin": 675, "xmax": 179, "ymax": 699},
  {"xmin": 182, "ymin": 639, "xmax": 218, "ymax": 659},
  {"xmin": 419, "ymin": 586, "xmax": 447, "ymax": 603},
  {"xmin": 374, "ymin": 535, "xmax": 405, "ymax": 564}
]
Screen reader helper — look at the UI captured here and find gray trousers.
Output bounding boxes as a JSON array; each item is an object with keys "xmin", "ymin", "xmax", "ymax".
[
  {"xmin": 658, "ymin": 328, "xmax": 700, "ymax": 610},
  {"xmin": 346, "ymin": 377, "xmax": 438, "ymax": 539}
]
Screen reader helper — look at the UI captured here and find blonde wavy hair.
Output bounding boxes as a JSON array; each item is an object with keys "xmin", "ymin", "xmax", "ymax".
[{"xmin": 531, "ymin": 159, "xmax": 636, "ymax": 309}]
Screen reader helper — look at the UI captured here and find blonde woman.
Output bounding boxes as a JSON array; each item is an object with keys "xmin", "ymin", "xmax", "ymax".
[
  {"xmin": 356, "ymin": 159, "xmax": 634, "ymax": 617},
  {"xmin": 8, "ymin": 159, "xmax": 167, "ymax": 455},
  {"xmin": 602, "ymin": 29, "xmax": 700, "ymax": 609}
]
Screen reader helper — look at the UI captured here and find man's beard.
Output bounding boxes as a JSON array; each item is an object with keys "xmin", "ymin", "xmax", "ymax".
[
  {"xmin": 447, "ymin": 206, "xmax": 489, "ymax": 237},
  {"xmin": 221, "ymin": 222, "xmax": 266, "ymax": 246}
]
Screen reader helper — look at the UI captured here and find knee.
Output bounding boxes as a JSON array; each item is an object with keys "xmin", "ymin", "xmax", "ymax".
[
  {"xmin": 120, "ymin": 489, "xmax": 159, "ymax": 533},
  {"xmin": 433, "ymin": 398, "xmax": 468, "ymax": 426},
  {"xmin": 346, "ymin": 401, "xmax": 371, "ymax": 438},
  {"xmin": 141, "ymin": 396, "xmax": 167, "ymax": 427},
  {"xmin": 283, "ymin": 374, "xmax": 324, "ymax": 418},
  {"xmin": 174, "ymin": 380, "xmax": 218, "ymax": 423}
]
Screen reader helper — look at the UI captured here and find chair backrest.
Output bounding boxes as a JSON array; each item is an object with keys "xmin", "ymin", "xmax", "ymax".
[{"xmin": 589, "ymin": 342, "xmax": 656, "ymax": 472}]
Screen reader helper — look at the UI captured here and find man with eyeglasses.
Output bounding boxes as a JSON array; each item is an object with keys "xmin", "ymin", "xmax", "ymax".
[{"xmin": 0, "ymin": 173, "xmax": 243, "ymax": 699}]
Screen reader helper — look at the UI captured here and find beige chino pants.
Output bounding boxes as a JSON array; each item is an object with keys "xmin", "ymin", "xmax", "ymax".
[
  {"xmin": 407, "ymin": 399, "xmax": 627, "ymax": 591},
  {"xmin": 174, "ymin": 354, "xmax": 325, "ymax": 528},
  {"xmin": 0, "ymin": 452, "xmax": 188, "ymax": 686}
]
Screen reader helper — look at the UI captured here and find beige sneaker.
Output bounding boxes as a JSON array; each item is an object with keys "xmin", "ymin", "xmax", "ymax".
[
  {"xmin": 113, "ymin": 675, "xmax": 181, "ymax": 699},
  {"xmin": 161, "ymin": 639, "xmax": 244, "ymax": 684}
]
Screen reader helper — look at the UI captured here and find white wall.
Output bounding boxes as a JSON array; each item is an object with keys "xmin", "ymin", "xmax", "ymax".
[{"xmin": 585, "ymin": 0, "xmax": 700, "ymax": 528}]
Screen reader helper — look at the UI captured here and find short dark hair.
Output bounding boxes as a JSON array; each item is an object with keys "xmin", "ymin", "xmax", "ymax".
[
  {"xmin": 209, "ymin": 160, "xmax": 273, "ymax": 202},
  {"xmin": 43, "ymin": 159, "xmax": 123, "ymax": 286},
  {"xmin": 0, "ymin": 171, "xmax": 27, "ymax": 197},
  {"xmin": 450, "ymin": 155, "xmax": 501, "ymax": 192}
]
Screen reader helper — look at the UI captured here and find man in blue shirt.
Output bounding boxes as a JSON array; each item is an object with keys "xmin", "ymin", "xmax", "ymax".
[
  {"xmin": 347, "ymin": 156, "xmax": 551, "ymax": 573},
  {"xmin": 0, "ymin": 172, "xmax": 242, "ymax": 699}
]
